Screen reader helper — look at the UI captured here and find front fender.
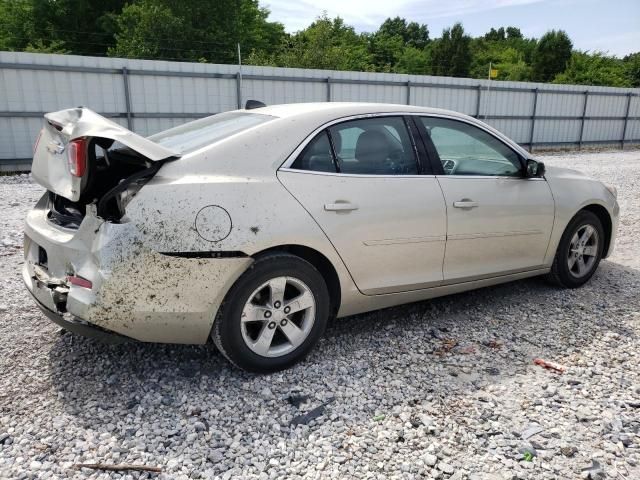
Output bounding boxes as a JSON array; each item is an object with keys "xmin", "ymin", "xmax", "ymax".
[{"xmin": 543, "ymin": 172, "xmax": 619, "ymax": 264}]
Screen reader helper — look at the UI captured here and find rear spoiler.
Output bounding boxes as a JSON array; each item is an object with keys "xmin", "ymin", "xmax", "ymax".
[{"xmin": 44, "ymin": 108, "xmax": 180, "ymax": 161}]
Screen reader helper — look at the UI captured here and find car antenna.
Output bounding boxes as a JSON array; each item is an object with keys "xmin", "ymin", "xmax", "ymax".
[{"xmin": 245, "ymin": 100, "xmax": 266, "ymax": 110}]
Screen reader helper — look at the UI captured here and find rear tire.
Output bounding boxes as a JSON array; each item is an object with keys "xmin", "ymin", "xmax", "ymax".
[
  {"xmin": 212, "ymin": 253, "xmax": 329, "ymax": 372},
  {"xmin": 547, "ymin": 210, "xmax": 604, "ymax": 288}
]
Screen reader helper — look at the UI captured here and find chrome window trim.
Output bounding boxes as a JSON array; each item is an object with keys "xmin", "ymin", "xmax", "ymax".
[
  {"xmin": 278, "ymin": 167, "xmax": 437, "ymax": 179},
  {"xmin": 279, "ymin": 111, "xmax": 530, "ymax": 177},
  {"xmin": 434, "ymin": 175, "xmax": 546, "ymax": 181}
]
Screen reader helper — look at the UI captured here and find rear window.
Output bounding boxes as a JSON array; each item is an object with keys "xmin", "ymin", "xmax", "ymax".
[{"xmin": 149, "ymin": 112, "xmax": 274, "ymax": 154}]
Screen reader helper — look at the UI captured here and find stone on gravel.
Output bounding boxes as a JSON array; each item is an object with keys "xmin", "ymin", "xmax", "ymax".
[
  {"xmin": 438, "ymin": 462, "xmax": 455, "ymax": 474},
  {"xmin": 422, "ymin": 453, "xmax": 438, "ymax": 466}
]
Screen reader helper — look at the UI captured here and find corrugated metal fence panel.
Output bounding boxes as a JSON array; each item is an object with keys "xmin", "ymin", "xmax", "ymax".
[
  {"xmin": 1, "ymin": 51, "xmax": 639, "ymax": 168},
  {"xmin": 128, "ymin": 75, "xmax": 236, "ymax": 114},
  {"xmin": 627, "ymin": 120, "xmax": 640, "ymax": 141},
  {"xmin": 0, "ymin": 117, "xmax": 41, "ymax": 158},
  {"xmin": 0, "ymin": 69, "xmax": 126, "ymax": 112},
  {"xmin": 537, "ymin": 91, "xmax": 584, "ymax": 116},
  {"xmin": 412, "ymin": 86, "xmax": 477, "ymax": 115},
  {"xmin": 535, "ymin": 119, "xmax": 582, "ymax": 144},
  {"xmin": 584, "ymin": 120, "xmax": 625, "ymax": 142},
  {"xmin": 331, "ymin": 70, "xmax": 409, "ymax": 104},
  {"xmin": 626, "ymin": 96, "xmax": 640, "ymax": 142},
  {"xmin": 487, "ymin": 119, "xmax": 532, "ymax": 144}
]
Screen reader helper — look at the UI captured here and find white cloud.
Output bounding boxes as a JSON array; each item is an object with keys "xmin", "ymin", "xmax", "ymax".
[
  {"xmin": 263, "ymin": 0, "xmax": 546, "ymax": 32},
  {"xmin": 578, "ymin": 31, "xmax": 640, "ymax": 57}
]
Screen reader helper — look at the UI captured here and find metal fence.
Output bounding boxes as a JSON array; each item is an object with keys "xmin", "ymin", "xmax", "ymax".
[{"xmin": 1, "ymin": 51, "xmax": 639, "ymax": 171}]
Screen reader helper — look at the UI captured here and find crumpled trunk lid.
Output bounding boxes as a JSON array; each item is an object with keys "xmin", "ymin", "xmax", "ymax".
[{"xmin": 31, "ymin": 107, "xmax": 179, "ymax": 201}]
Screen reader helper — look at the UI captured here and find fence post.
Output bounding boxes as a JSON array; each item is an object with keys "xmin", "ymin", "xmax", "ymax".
[
  {"xmin": 121, "ymin": 67, "xmax": 133, "ymax": 130},
  {"xmin": 528, "ymin": 88, "xmax": 538, "ymax": 152},
  {"xmin": 578, "ymin": 91, "xmax": 589, "ymax": 150},
  {"xmin": 621, "ymin": 92, "xmax": 632, "ymax": 149},
  {"xmin": 475, "ymin": 84, "xmax": 482, "ymax": 118},
  {"xmin": 406, "ymin": 80, "xmax": 411, "ymax": 105},
  {"xmin": 236, "ymin": 72, "xmax": 242, "ymax": 109},
  {"xmin": 326, "ymin": 77, "xmax": 331, "ymax": 102}
]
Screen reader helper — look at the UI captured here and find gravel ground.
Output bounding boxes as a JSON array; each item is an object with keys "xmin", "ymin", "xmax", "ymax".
[{"xmin": 0, "ymin": 149, "xmax": 638, "ymax": 480}]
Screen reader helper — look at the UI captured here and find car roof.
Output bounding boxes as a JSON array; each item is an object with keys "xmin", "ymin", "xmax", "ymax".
[{"xmin": 250, "ymin": 102, "xmax": 465, "ymax": 120}]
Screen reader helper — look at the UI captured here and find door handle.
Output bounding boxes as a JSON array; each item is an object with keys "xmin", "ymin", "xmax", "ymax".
[
  {"xmin": 324, "ymin": 202, "xmax": 358, "ymax": 212},
  {"xmin": 453, "ymin": 200, "xmax": 479, "ymax": 209}
]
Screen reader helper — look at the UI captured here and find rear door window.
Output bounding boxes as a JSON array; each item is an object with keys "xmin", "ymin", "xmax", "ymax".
[
  {"xmin": 289, "ymin": 116, "xmax": 418, "ymax": 175},
  {"xmin": 290, "ymin": 131, "xmax": 337, "ymax": 173},
  {"xmin": 329, "ymin": 117, "xmax": 418, "ymax": 175}
]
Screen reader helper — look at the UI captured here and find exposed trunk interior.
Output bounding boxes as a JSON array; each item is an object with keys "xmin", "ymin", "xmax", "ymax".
[
  {"xmin": 31, "ymin": 108, "xmax": 178, "ymax": 229},
  {"xmin": 47, "ymin": 138, "xmax": 162, "ymax": 228}
]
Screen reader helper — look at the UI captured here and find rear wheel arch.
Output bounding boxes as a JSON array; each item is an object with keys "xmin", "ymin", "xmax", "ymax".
[
  {"xmin": 253, "ymin": 245, "xmax": 341, "ymax": 318},
  {"xmin": 580, "ymin": 204, "xmax": 612, "ymax": 257}
]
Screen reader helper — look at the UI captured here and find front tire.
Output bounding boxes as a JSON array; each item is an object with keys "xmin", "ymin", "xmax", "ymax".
[
  {"xmin": 547, "ymin": 210, "xmax": 604, "ymax": 288},
  {"xmin": 212, "ymin": 253, "xmax": 329, "ymax": 372}
]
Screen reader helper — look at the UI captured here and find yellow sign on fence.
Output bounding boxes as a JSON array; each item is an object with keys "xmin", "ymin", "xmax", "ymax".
[{"xmin": 490, "ymin": 68, "xmax": 499, "ymax": 78}]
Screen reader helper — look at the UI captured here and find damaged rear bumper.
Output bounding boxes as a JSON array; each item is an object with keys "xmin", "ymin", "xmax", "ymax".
[
  {"xmin": 26, "ymin": 286, "xmax": 131, "ymax": 343},
  {"xmin": 23, "ymin": 195, "xmax": 253, "ymax": 344}
]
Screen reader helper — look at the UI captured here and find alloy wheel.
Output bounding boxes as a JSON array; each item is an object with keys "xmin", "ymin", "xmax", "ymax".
[
  {"xmin": 240, "ymin": 276, "xmax": 316, "ymax": 358},
  {"xmin": 567, "ymin": 224, "xmax": 599, "ymax": 278}
]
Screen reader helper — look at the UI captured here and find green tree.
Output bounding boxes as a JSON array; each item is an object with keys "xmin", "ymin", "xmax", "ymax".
[
  {"xmin": 623, "ymin": 52, "xmax": 640, "ymax": 87},
  {"xmin": 484, "ymin": 27, "xmax": 506, "ymax": 42},
  {"xmin": 470, "ymin": 26, "xmax": 535, "ymax": 80},
  {"xmin": 396, "ymin": 46, "xmax": 429, "ymax": 74},
  {"xmin": 0, "ymin": 0, "xmax": 127, "ymax": 55},
  {"xmin": 377, "ymin": 17, "xmax": 429, "ymax": 49},
  {"xmin": 367, "ymin": 31, "xmax": 405, "ymax": 71},
  {"xmin": 367, "ymin": 17, "xmax": 429, "ymax": 72},
  {"xmin": 531, "ymin": 29, "xmax": 573, "ymax": 82},
  {"xmin": 249, "ymin": 14, "xmax": 373, "ymax": 71},
  {"xmin": 506, "ymin": 27, "xmax": 523, "ymax": 40},
  {"xmin": 108, "ymin": 1, "xmax": 186, "ymax": 60},
  {"xmin": 553, "ymin": 51, "xmax": 631, "ymax": 87},
  {"xmin": 109, "ymin": 0, "xmax": 285, "ymax": 63},
  {"xmin": 429, "ymin": 23, "xmax": 472, "ymax": 77},
  {"xmin": 1, "ymin": 3, "xmax": 636, "ymax": 87}
]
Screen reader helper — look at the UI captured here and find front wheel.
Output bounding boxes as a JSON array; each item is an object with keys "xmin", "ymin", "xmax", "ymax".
[
  {"xmin": 547, "ymin": 210, "xmax": 604, "ymax": 288},
  {"xmin": 212, "ymin": 253, "xmax": 329, "ymax": 372}
]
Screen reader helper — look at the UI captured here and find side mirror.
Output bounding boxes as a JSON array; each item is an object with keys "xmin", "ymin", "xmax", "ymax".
[{"xmin": 526, "ymin": 159, "xmax": 545, "ymax": 178}]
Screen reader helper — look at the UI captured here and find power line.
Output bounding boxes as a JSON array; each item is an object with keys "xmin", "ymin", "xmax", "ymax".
[
  {"xmin": 0, "ymin": 34, "xmax": 238, "ymax": 56},
  {"xmin": 0, "ymin": 21, "xmax": 240, "ymax": 47}
]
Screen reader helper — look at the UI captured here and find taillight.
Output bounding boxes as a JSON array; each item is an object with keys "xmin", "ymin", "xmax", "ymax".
[
  {"xmin": 66, "ymin": 275, "xmax": 92, "ymax": 289},
  {"xmin": 67, "ymin": 138, "xmax": 88, "ymax": 177}
]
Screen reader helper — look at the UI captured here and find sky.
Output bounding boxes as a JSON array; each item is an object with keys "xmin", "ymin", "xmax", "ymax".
[{"xmin": 263, "ymin": 0, "xmax": 640, "ymax": 57}]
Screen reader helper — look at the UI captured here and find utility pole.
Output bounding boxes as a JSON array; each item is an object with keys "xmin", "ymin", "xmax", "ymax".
[
  {"xmin": 485, "ymin": 62, "xmax": 492, "ymax": 120},
  {"xmin": 237, "ymin": 43, "xmax": 243, "ymax": 108}
]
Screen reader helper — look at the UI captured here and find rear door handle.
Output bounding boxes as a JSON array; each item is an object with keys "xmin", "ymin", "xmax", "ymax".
[
  {"xmin": 324, "ymin": 202, "xmax": 358, "ymax": 212},
  {"xmin": 453, "ymin": 200, "xmax": 479, "ymax": 209}
]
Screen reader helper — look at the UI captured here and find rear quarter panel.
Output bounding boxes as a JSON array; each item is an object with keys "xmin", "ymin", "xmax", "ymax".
[{"xmin": 124, "ymin": 120, "xmax": 360, "ymax": 316}]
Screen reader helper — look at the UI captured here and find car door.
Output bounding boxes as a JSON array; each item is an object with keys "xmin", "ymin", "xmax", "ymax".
[
  {"xmin": 278, "ymin": 115, "xmax": 447, "ymax": 295},
  {"xmin": 416, "ymin": 116, "xmax": 555, "ymax": 282}
]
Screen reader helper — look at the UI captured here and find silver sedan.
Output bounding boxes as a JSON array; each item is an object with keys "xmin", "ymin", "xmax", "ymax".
[{"xmin": 24, "ymin": 102, "xmax": 619, "ymax": 371}]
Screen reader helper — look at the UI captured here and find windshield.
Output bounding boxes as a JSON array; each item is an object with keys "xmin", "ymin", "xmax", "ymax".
[{"xmin": 149, "ymin": 111, "xmax": 274, "ymax": 154}]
